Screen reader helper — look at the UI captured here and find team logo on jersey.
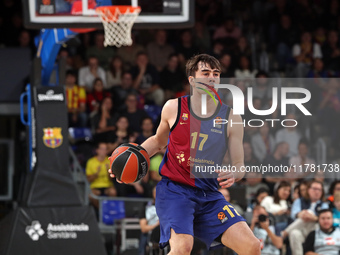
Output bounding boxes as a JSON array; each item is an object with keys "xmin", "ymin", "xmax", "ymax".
[
  {"xmin": 176, "ymin": 151, "xmax": 185, "ymax": 164},
  {"xmin": 182, "ymin": 113, "xmax": 188, "ymax": 121},
  {"xmin": 218, "ymin": 212, "xmax": 227, "ymax": 223},
  {"xmin": 43, "ymin": 127, "xmax": 63, "ymax": 148},
  {"xmin": 214, "ymin": 117, "xmax": 222, "ymax": 129}
]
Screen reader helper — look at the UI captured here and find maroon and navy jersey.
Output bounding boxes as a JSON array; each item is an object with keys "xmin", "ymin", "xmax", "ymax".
[{"xmin": 159, "ymin": 96, "xmax": 231, "ymax": 191}]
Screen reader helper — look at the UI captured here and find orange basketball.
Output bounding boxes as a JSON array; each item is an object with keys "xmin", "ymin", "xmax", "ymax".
[{"xmin": 108, "ymin": 143, "xmax": 150, "ymax": 184}]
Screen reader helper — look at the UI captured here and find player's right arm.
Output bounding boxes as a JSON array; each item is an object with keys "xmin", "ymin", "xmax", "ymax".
[
  {"xmin": 141, "ymin": 99, "xmax": 177, "ymax": 157},
  {"xmin": 108, "ymin": 99, "xmax": 177, "ymax": 179}
]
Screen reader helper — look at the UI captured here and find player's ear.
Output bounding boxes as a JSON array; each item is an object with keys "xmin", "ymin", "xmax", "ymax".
[{"xmin": 189, "ymin": 76, "xmax": 195, "ymax": 86}]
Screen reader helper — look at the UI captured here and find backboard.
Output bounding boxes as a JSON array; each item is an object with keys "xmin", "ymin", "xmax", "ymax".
[{"xmin": 23, "ymin": 0, "xmax": 194, "ymax": 29}]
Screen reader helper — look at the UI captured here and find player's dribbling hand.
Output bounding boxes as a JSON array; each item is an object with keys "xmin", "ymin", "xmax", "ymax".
[
  {"xmin": 108, "ymin": 169, "xmax": 123, "ymax": 183},
  {"xmin": 216, "ymin": 170, "xmax": 235, "ymax": 188}
]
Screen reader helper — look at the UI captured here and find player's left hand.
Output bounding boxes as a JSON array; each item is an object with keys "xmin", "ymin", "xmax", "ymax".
[
  {"xmin": 217, "ymin": 170, "xmax": 235, "ymax": 188},
  {"xmin": 108, "ymin": 169, "xmax": 123, "ymax": 183}
]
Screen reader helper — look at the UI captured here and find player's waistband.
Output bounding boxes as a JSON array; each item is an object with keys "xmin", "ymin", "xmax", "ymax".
[{"xmin": 161, "ymin": 176, "xmax": 217, "ymax": 196}]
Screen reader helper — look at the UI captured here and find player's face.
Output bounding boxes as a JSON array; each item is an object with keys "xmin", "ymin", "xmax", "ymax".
[{"xmin": 192, "ymin": 62, "xmax": 220, "ymax": 93}]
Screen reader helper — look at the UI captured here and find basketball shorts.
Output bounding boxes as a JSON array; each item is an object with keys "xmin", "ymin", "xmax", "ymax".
[{"xmin": 155, "ymin": 178, "xmax": 245, "ymax": 250}]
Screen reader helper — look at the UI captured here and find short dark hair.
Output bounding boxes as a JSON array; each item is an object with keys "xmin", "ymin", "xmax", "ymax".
[
  {"xmin": 66, "ymin": 70, "xmax": 77, "ymax": 78},
  {"xmin": 186, "ymin": 54, "xmax": 221, "ymax": 77},
  {"xmin": 317, "ymin": 208, "xmax": 332, "ymax": 217},
  {"xmin": 299, "ymin": 137, "xmax": 309, "ymax": 147},
  {"xmin": 136, "ymin": 51, "xmax": 148, "ymax": 58}
]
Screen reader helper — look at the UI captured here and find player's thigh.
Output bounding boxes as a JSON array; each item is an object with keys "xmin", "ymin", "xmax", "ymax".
[
  {"xmin": 169, "ymin": 228, "xmax": 193, "ymax": 254},
  {"xmin": 221, "ymin": 221, "xmax": 260, "ymax": 255}
]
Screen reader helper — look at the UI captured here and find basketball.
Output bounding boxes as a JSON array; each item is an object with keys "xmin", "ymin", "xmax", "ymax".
[{"xmin": 108, "ymin": 143, "xmax": 150, "ymax": 184}]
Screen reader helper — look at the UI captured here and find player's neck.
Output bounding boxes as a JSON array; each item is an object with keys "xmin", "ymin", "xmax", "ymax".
[{"xmin": 190, "ymin": 93, "xmax": 217, "ymax": 118}]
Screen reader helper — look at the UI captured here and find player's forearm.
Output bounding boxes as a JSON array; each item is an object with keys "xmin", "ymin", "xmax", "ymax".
[
  {"xmin": 233, "ymin": 162, "xmax": 245, "ymax": 182},
  {"xmin": 141, "ymin": 135, "xmax": 167, "ymax": 158}
]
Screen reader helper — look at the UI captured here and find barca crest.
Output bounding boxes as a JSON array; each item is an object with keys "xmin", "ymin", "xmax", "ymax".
[
  {"xmin": 182, "ymin": 113, "xmax": 188, "ymax": 121},
  {"xmin": 43, "ymin": 127, "xmax": 63, "ymax": 148}
]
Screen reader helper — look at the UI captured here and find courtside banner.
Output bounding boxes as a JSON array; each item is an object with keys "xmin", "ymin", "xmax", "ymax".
[
  {"xmin": 0, "ymin": 206, "xmax": 106, "ymax": 255},
  {"xmin": 190, "ymin": 78, "xmax": 340, "ymax": 180}
]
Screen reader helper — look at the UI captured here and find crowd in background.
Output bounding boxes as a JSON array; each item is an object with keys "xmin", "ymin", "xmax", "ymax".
[{"xmin": 2, "ymin": 0, "xmax": 340, "ymax": 254}]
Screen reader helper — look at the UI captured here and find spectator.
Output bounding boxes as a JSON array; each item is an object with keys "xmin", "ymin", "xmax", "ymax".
[
  {"xmin": 306, "ymin": 58, "xmax": 329, "ymax": 78},
  {"xmin": 272, "ymin": 14, "xmax": 299, "ymax": 70},
  {"xmin": 146, "ymin": 30, "xmax": 174, "ymax": 72},
  {"xmin": 261, "ymin": 181, "xmax": 291, "ymax": 217},
  {"xmin": 86, "ymin": 142, "xmax": 117, "ymax": 207},
  {"xmin": 136, "ymin": 117, "xmax": 154, "ymax": 144},
  {"xmin": 292, "ymin": 31, "xmax": 322, "ymax": 77},
  {"xmin": 318, "ymin": 78, "xmax": 340, "ymax": 148},
  {"xmin": 219, "ymin": 53, "xmax": 234, "ymax": 78},
  {"xmin": 138, "ymin": 187, "xmax": 160, "ymax": 255},
  {"xmin": 18, "ymin": 30, "xmax": 35, "ymax": 56},
  {"xmin": 176, "ymin": 30, "xmax": 200, "ymax": 64},
  {"xmin": 65, "ymin": 70, "xmax": 87, "ymax": 127},
  {"xmin": 303, "ymin": 209, "xmax": 340, "ymax": 255},
  {"xmin": 234, "ymin": 36, "xmax": 252, "ymax": 64},
  {"xmin": 213, "ymin": 17, "xmax": 242, "ymax": 41},
  {"xmin": 282, "ymin": 180, "xmax": 329, "ymax": 255},
  {"xmin": 106, "ymin": 56, "xmax": 124, "ymax": 89},
  {"xmin": 210, "ymin": 40, "xmax": 225, "ymax": 59},
  {"xmin": 313, "ymin": 26, "xmax": 327, "ymax": 46},
  {"xmin": 120, "ymin": 93, "xmax": 149, "ymax": 133},
  {"xmin": 251, "ymin": 122, "xmax": 276, "ymax": 163},
  {"xmin": 332, "ymin": 192, "xmax": 340, "ymax": 227},
  {"xmin": 293, "ymin": 181, "xmax": 309, "ymax": 202},
  {"xmin": 91, "ymin": 97, "xmax": 118, "ymax": 144},
  {"xmin": 250, "ymin": 205, "xmax": 283, "ymax": 255},
  {"xmin": 117, "ymin": 34, "xmax": 145, "ymax": 70},
  {"xmin": 111, "ymin": 72, "xmax": 137, "ymax": 110},
  {"xmin": 275, "ymin": 113, "xmax": 301, "ymax": 157},
  {"xmin": 86, "ymin": 78, "xmax": 111, "ymax": 116},
  {"xmin": 327, "ymin": 180, "xmax": 340, "ymax": 207},
  {"xmin": 78, "ymin": 56, "xmax": 107, "ymax": 92},
  {"xmin": 263, "ymin": 142, "xmax": 290, "ymax": 193},
  {"xmin": 252, "ymin": 71, "xmax": 272, "ymax": 101},
  {"xmin": 219, "ymin": 188, "xmax": 244, "ymax": 215},
  {"xmin": 235, "ymin": 56, "xmax": 258, "ymax": 79},
  {"xmin": 289, "ymin": 139, "xmax": 316, "ymax": 179},
  {"xmin": 107, "ymin": 115, "xmax": 136, "ymax": 153},
  {"xmin": 321, "ymin": 30, "xmax": 340, "ymax": 72},
  {"xmin": 131, "ymin": 52, "xmax": 164, "ymax": 106},
  {"xmin": 85, "ymin": 32, "xmax": 115, "ymax": 70},
  {"xmin": 193, "ymin": 21, "xmax": 211, "ymax": 53},
  {"xmin": 247, "ymin": 186, "xmax": 270, "ymax": 211},
  {"xmin": 244, "ymin": 141, "xmax": 260, "ymax": 167},
  {"xmin": 160, "ymin": 54, "xmax": 186, "ymax": 101}
]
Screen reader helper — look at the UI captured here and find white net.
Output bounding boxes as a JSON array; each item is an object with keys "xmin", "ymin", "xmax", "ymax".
[{"xmin": 96, "ymin": 6, "xmax": 140, "ymax": 47}]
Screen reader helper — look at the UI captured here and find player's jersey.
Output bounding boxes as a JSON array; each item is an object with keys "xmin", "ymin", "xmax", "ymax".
[{"xmin": 159, "ymin": 96, "xmax": 231, "ymax": 191}]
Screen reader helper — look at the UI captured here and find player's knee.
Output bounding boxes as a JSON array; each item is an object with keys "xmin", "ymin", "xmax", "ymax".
[
  {"xmin": 170, "ymin": 242, "xmax": 192, "ymax": 255},
  {"xmin": 246, "ymin": 237, "xmax": 261, "ymax": 255}
]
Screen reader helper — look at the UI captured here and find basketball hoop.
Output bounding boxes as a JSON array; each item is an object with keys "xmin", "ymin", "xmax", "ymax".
[{"xmin": 96, "ymin": 6, "xmax": 141, "ymax": 47}]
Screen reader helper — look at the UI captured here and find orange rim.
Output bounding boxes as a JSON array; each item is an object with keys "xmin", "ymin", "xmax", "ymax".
[{"xmin": 69, "ymin": 28, "xmax": 96, "ymax": 33}]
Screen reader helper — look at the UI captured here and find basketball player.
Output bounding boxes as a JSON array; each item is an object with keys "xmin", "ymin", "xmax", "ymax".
[{"xmin": 109, "ymin": 54, "xmax": 260, "ymax": 254}]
